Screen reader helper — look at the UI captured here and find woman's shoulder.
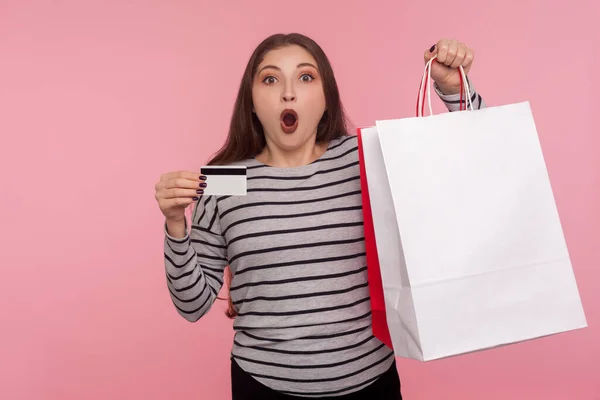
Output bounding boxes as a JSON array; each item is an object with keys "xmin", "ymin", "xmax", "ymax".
[
  {"xmin": 325, "ymin": 134, "xmax": 358, "ymax": 155},
  {"xmin": 314, "ymin": 134, "xmax": 359, "ymax": 165}
]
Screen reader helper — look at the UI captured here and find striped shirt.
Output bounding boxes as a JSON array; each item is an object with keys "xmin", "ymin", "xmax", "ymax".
[{"xmin": 164, "ymin": 84, "xmax": 485, "ymax": 397}]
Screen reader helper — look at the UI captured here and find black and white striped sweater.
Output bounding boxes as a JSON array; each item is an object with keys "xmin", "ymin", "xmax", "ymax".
[{"xmin": 164, "ymin": 84, "xmax": 486, "ymax": 397}]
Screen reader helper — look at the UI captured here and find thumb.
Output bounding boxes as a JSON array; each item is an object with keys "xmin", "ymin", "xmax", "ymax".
[{"xmin": 423, "ymin": 43, "xmax": 438, "ymax": 63}]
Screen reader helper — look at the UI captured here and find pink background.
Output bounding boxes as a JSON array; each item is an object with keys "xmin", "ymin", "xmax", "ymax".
[{"xmin": 1, "ymin": 1, "xmax": 598, "ymax": 399}]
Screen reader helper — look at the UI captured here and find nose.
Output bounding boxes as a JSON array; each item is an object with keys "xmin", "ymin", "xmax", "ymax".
[{"xmin": 281, "ymin": 83, "xmax": 296, "ymax": 103}]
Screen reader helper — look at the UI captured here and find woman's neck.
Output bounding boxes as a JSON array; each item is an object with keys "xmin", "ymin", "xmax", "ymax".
[{"xmin": 256, "ymin": 138, "xmax": 329, "ymax": 168}]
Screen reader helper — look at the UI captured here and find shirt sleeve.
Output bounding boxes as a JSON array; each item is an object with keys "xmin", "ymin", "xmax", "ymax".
[
  {"xmin": 163, "ymin": 195, "xmax": 228, "ymax": 322},
  {"xmin": 435, "ymin": 76, "xmax": 487, "ymax": 112}
]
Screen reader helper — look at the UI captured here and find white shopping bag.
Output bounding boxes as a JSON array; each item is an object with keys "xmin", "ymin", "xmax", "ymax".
[{"xmin": 358, "ymin": 56, "xmax": 587, "ymax": 361}]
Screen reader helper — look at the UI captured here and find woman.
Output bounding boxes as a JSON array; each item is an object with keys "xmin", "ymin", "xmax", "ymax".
[{"xmin": 155, "ymin": 33, "xmax": 486, "ymax": 399}]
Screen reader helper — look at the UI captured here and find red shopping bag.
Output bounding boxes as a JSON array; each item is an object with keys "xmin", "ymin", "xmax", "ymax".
[{"xmin": 357, "ymin": 127, "xmax": 393, "ymax": 350}]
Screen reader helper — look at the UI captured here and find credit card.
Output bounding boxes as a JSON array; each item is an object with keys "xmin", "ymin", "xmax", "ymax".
[{"xmin": 200, "ymin": 166, "xmax": 247, "ymax": 196}]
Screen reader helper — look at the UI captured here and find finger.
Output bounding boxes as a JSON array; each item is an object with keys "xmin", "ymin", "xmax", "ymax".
[
  {"xmin": 436, "ymin": 39, "xmax": 450, "ymax": 64},
  {"xmin": 161, "ymin": 171, "xmax": 204, "ymax": 182},
  {"xmin": 165, "ymin": 177, "xmax": 207, "ymax": 190},
  {"xmin": 424, "ymin": 43, "xmax": 437, "ymax": 63},
  {"xmin": 163, "ymin": 197, "xmax": 197, "ymax": 209},
  {"xmin": 161, "ymin": 188, "xmax": 205, "ymax": 200},
  {"xmin": 442, "ymin": 39, "xmax": 458, "ymax": 67},
  {"xmin": 157, "ymin": 171, "xmax": 202, "ymax": 192},
  {"xmin": 463, "ymin": 47, "xmax": 474, "ymax": 71},
  {"xmin": 450, "ymin": 43, "xmax": 467, "ymax": 69}
]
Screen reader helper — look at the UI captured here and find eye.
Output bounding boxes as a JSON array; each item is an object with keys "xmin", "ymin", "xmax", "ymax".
[
  {"xmin": 300, "ymin": 73, "xmax": 314, "ymax": 82},
  {"xmin": 262, "ymin": 76, "xmax": 277, "ymax": 84}
]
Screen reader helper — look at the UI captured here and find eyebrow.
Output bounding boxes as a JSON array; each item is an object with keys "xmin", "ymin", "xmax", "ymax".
[{"xmin": 258, "ymin": 62, "xmax": 318, "ymax": 74}]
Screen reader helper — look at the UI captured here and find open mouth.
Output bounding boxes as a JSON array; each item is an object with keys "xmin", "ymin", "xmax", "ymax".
[{"xmin": 280, "ymin": 109, "xmax": 298, "ymax": 134}]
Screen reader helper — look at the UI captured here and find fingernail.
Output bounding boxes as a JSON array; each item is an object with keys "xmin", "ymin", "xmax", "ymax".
[
  {"xmin": 192, "ymin": 197, "xmax": 199, "ymax": 201},
  {"xmin": 199, "ymin": 183, "xmax": 207, "ymax": 188},
  {"xmin": 199, "ymin": 175, "xmax": 207, "ymax": 180},
  {"xmin": 430, "ymin": 44, "xmax": 436, "ymax": 52},
  {"xmin": 196, "ymin": 189, "xmax": 204, "ymax": 194}
]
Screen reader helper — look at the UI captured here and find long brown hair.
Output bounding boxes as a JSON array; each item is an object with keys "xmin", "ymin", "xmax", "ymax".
[{"xmin": 207, "ymin": 33, "xmax": 351, "ymax": 318}]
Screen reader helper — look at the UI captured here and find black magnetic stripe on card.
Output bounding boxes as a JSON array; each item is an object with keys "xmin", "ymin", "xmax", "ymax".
[{"xmin": 200, "ymin": 167, "xmax": 247, "ymax": 176}]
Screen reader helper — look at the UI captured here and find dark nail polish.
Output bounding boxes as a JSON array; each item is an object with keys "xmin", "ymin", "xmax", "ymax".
[
  {"xmin": 199, "ymin": 183, "xmax": 207, "ymax": 188},
  {"xmin": 430, "ymin": 44, "xmax": 436, "ymax": 52},
  {"xmin": 192, "ymin": 197, "xmax": 199, "ymax": 201},
  {"xmin": 196, "ymin": 189, "xmax": 204, "ymax": 194},
  {"xmin": 199, "ymin": 175, "xmax": 207, "ymax": 180}
]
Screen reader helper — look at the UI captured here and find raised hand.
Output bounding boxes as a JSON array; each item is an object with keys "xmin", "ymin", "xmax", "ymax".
[
  {"xmin": 424, "ymin": 39, "xmax": 475, "ymax": 95},
  {"xmin": 155, "ymin": 171, "xmax": 206, "ymax": 222}
]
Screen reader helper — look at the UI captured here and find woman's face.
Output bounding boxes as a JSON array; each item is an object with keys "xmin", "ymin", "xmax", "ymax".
[{"xmin": 252, "ymin": 44, "xmax": 326, "ymax": 153}]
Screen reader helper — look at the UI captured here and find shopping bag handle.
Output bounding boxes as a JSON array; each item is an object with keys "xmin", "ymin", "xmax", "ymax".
[{"xmin": 416, "ymin": 55, "xmax": 474, "ymax": 117}]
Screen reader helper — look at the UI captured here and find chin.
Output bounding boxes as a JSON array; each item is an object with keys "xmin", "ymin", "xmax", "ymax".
[{"xmin": 275, "ymin": 128, "xmax": 313, "ymax": 147}]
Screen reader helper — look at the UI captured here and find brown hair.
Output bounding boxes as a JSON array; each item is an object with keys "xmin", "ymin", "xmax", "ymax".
[{"xmin": 207, "ymin": 33, "xmax": 351, "ymax": 318}]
